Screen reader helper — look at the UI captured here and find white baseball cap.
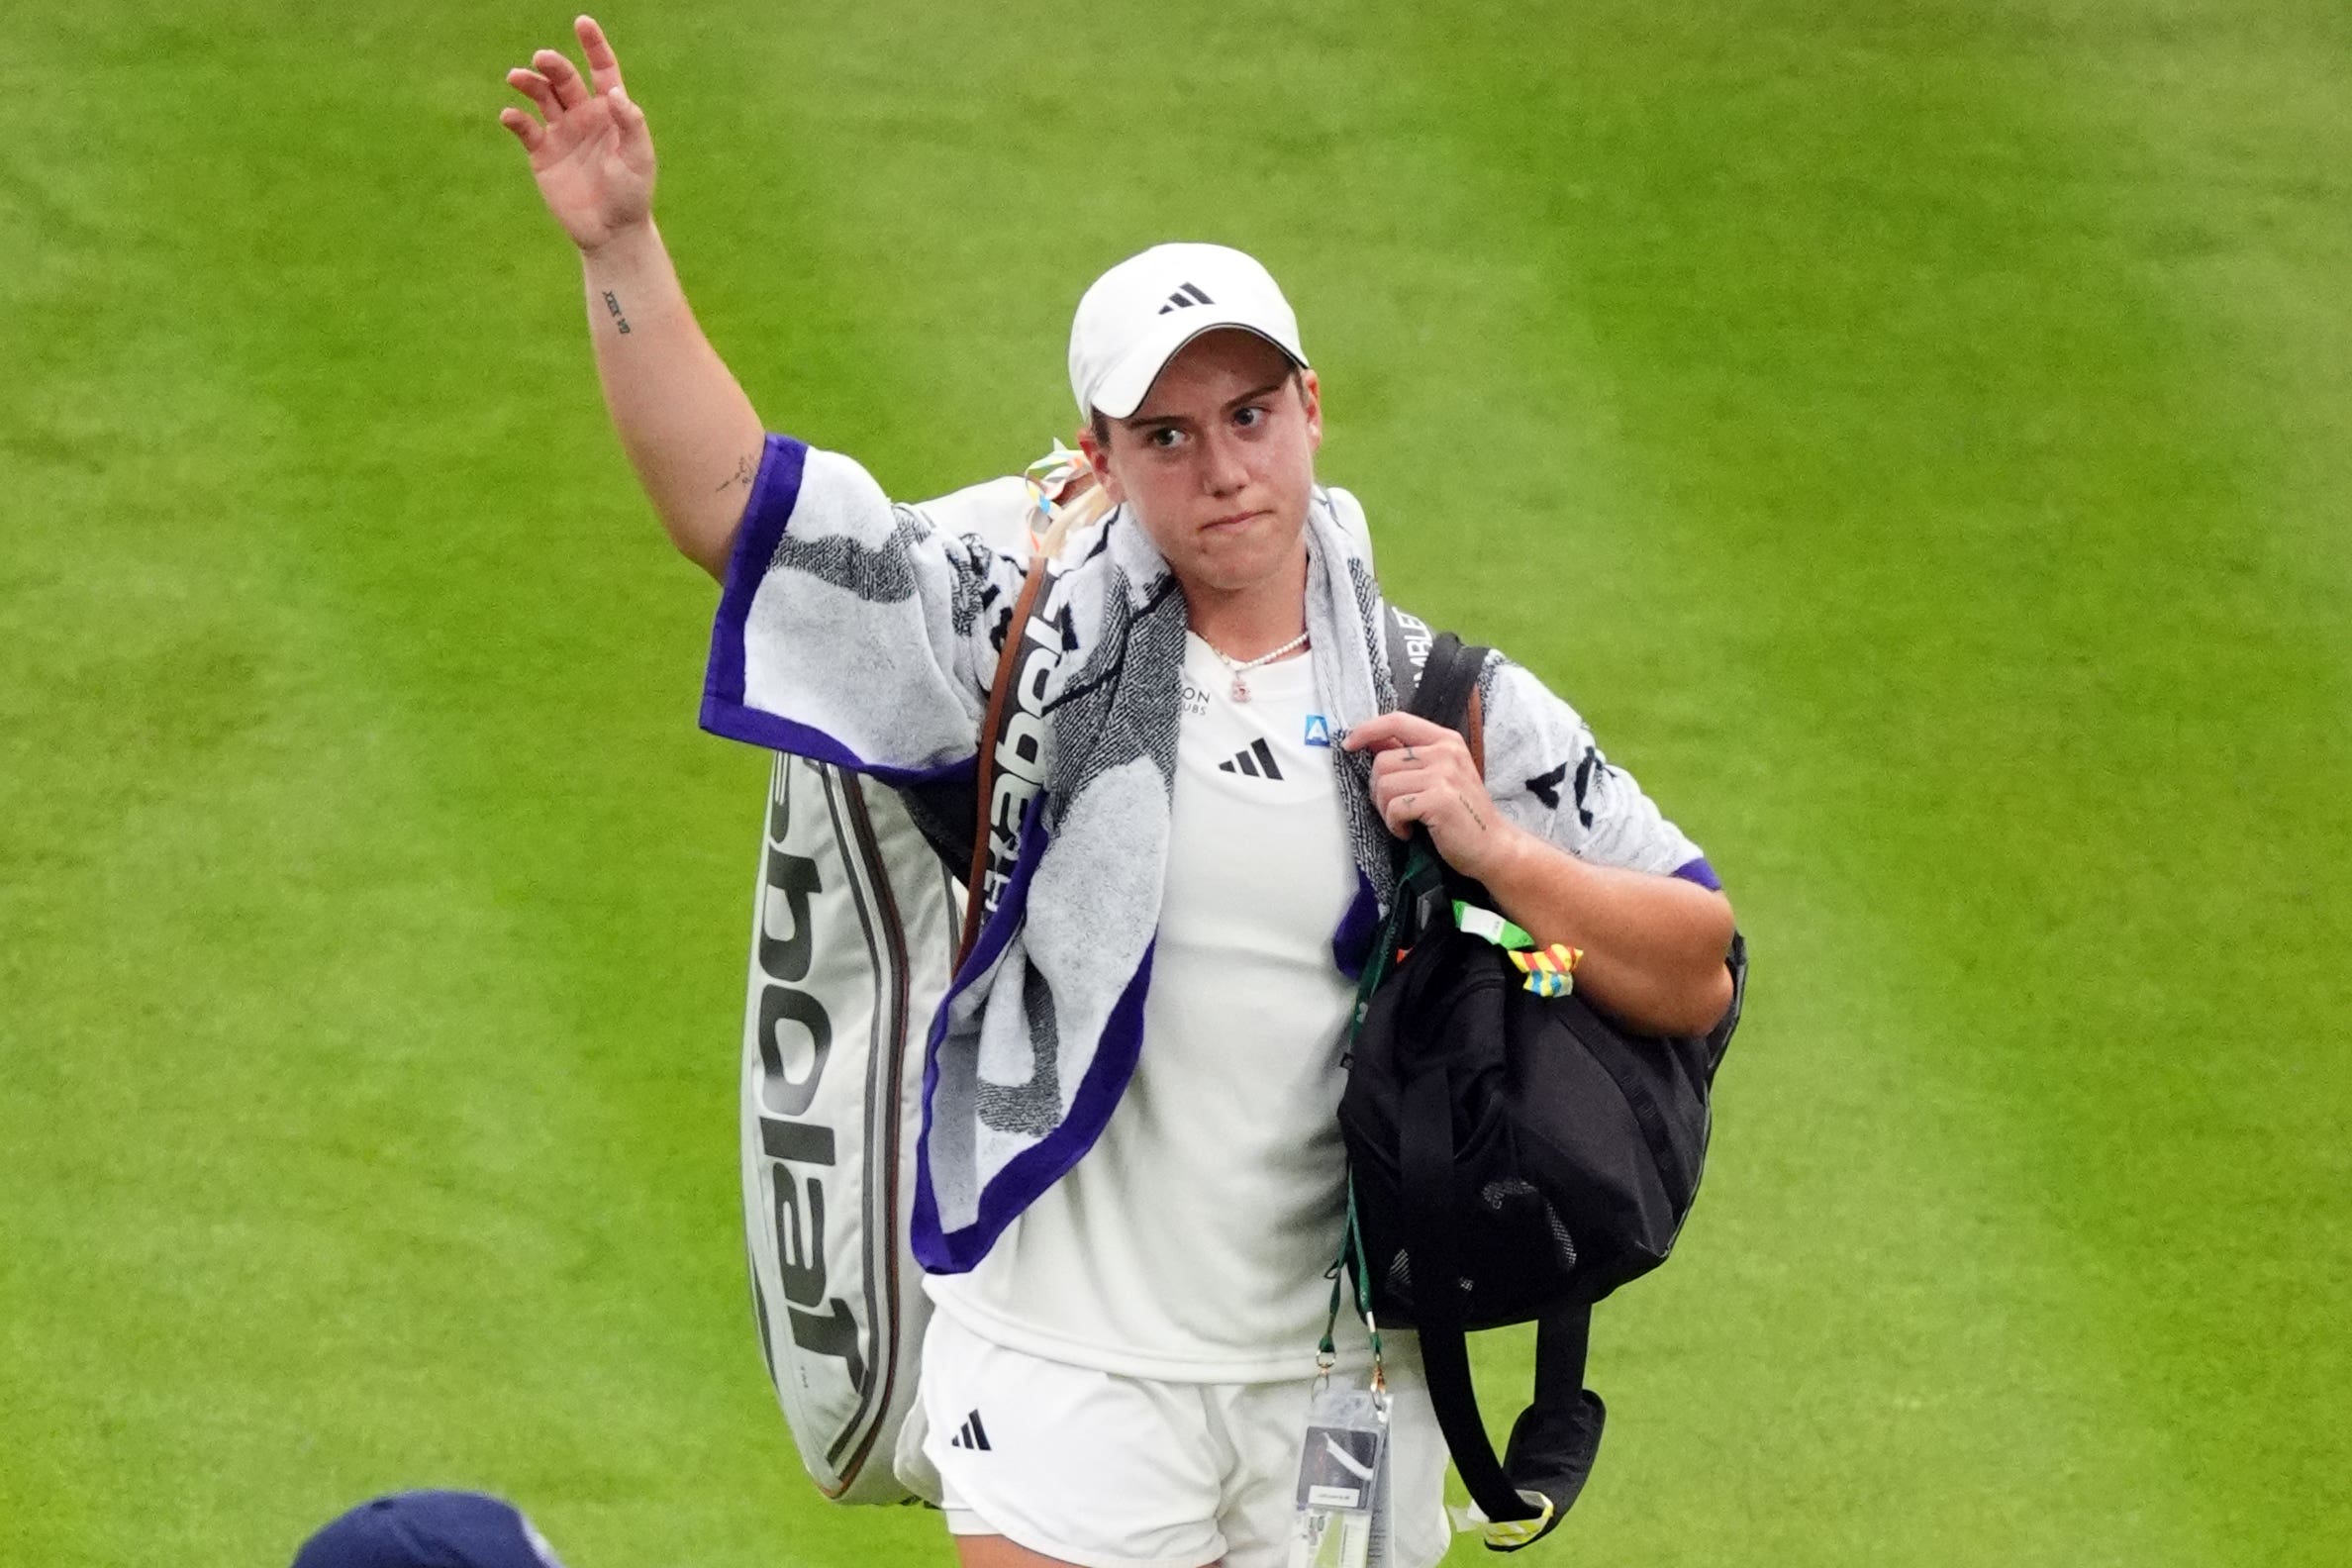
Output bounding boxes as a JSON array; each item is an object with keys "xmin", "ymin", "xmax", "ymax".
[{"xmin": 1068, "ymin": 243, "xmax": 1309, "ymax": 419}]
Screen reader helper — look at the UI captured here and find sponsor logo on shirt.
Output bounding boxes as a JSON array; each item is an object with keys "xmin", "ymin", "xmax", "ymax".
[
  {"xmin": 1303, "ymin": 714, "xmax": 1332, "ymax": 748},
  {"xmin": 1218, "ymin": 738, "xmax": 1286, "ymax": 780}
]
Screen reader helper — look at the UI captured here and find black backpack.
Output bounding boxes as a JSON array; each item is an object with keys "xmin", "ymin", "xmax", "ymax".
[{"xmin": 1337, "ymin": 632, "xmax": 1748, "ymax": 1546}]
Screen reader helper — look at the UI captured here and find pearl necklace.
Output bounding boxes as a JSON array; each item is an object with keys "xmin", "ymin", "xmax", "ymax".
[{"xmin": 1205, "ymin": 630, "xmax": 1311, "ymax": 703}]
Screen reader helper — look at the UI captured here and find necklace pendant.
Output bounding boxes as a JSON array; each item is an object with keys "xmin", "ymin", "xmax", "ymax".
[{"xmin": 1231, "ymin": 673, "xmax": 1250, "ymax": 703}]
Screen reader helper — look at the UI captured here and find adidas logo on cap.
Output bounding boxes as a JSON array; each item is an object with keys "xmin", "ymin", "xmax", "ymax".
[
  {"xmin": 1068, "ymin": 244, "xmax": 1307, "ymax": 419},
  {"xmin": 1157, "ymin": 281, "xmax": 1215, "ymax": 314}
]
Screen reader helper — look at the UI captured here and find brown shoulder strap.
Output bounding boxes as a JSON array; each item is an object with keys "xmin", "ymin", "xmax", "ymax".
[
  {"xmin": 957, "ymin": 556, "xmax": 1053, "ymax": 971},
  {"xmin": 1467, "ymin": 685, "xmax": 1486, "ymax": 776}
]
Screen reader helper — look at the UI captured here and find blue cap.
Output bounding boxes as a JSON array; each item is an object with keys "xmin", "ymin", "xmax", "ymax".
[{"xmin": 291, "ymin": 1491, "xmax": 564, "ymax": 1568}]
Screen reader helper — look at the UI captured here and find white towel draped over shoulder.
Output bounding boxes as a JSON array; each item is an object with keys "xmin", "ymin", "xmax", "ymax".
[{"xmin": 702, "ymin": 434, "xmax": 1715, "ymax": 1273}]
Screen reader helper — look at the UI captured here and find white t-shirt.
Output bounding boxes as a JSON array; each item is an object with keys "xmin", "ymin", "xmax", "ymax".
[{"xmin": 927, "ymin": 634, "xmax": 1373, "ymax": 1382}]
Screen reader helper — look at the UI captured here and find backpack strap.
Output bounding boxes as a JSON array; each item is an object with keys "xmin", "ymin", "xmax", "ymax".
[
  {"xmin": 1389, "ymin": 612, "xmax": 1486, "ymax": 772},
  {"xmin": 1398, "ymin": 631, "xmax": 1491, "ymax": 906},
  {"xmin": 1502, "ymin": 1310, "xmax": 1609, "ymax": 1539},
  {"xmin": 1405, "ymin": 630, "xmax": 1481, "ymax": 729},
  {"xmin": 1405, "ymin": 1050, "xmax": 1606, "ymax": 1541},
  {"xmin": 1382, "ymin": 604, "xmax": 1437, "ymax": 709},
  {"xmin": 957, "ymin": 555, "xmax": 1054, "ymax": 973},
  {"xmin": 1389, "ymin": 632, "xmax": 1601, "ymax": 1547}
]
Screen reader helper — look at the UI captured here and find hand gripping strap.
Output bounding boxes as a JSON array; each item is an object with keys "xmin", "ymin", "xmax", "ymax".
[
  {"xmin": 1404, "ymin": 631, "xmax": 1485, "ymax": 757},
  {"xmin": 1400, "ymin": 631, "xmax": 1488, "ymax": 898}
]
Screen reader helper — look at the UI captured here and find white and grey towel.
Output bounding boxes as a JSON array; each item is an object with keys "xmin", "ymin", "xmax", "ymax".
[{"xmin": 702, "ymin": 435, "xmax": 1714, "ymax": 1272}]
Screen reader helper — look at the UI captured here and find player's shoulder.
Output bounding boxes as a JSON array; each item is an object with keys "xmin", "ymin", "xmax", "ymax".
[
  {"xmin": 1317, "ymin": 484, "xmax": 1374, "ymax": 555},
  {"xmin": 1473, "ymin": 649, "xmax": 1591, "ymax": 758},
  {"xmin": 1370, "ymin": 596, "xmax": 1573, "ymax": 720},
  {"xmin": 907, "ymin": 474, "xmax": 1035, "ymax": 552}
]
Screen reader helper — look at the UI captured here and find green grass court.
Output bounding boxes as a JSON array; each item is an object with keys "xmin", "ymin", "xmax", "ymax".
[{"xmin": 5, "ymin": 2, "xmax": 2348, "ymax": 1563}]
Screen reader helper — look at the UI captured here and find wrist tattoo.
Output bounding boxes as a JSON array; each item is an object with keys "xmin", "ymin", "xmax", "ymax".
[
  {"xmin": 602, "ymin": 289, "xmax": 632, "ymax": 335},
  {"xmin": 1457, "ymin": 789, "xmax": 1488, "ymax": 832}
]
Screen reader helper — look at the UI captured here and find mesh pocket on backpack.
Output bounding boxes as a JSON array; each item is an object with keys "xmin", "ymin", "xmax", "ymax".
[{"xmin": 1481, "ymin": 1178, "xmax": 1577, "ymax": 1271}]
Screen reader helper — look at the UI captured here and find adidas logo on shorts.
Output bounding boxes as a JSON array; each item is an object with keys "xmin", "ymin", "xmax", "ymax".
[
  {"xmin": 1218, "ymin": 738, "xmax": 1284, "ymax": 780},
  {"xmin": 946, "ymin": 1410, "xmax": 993, "ymax": 1451}
]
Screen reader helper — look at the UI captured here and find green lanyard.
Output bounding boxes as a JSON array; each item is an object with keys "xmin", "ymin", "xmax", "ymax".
[{"xmin": 1319, "ymin": 1172, "xmax": 1385, "ymax": 1393}]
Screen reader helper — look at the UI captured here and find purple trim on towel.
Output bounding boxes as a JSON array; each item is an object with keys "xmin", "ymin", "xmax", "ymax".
[
  {"xmin": 695, "ymin": 432, "xmax": 974, "ymax": 785},
  {"xmin": 1672, "ymin": 856, "xmax": 1722, "ymax": 892},
  {"xmin": 1329, "ymin": 869, "xmax": 1382, "ymax": 980},
  {"xmin": 909, "ymin": 798, "xmax": 1054, "ymax": 1273},
  {"xmin": 697, "ymin": 701, "xmax": 978, "ymax": 787},
  {"xmin": 706, "ymin": 434, "xmax": 808, "ymax": 710},
  {"xmin": 911, "ymin": 1152, "xmax": 948, "ymax": 1272},
  {"xmin": 949, "ymin": 793, "xmax": 1051, "ymax": 996},
  {"xmin": 915, "ymin": 943, "xmax": 1156, "ymax": 1276}
]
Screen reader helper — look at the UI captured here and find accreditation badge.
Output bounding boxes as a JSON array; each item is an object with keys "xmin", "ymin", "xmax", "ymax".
[{"xmin": 1286, "ymin": 1378, "xmax": 1394, "ymax": 1568}]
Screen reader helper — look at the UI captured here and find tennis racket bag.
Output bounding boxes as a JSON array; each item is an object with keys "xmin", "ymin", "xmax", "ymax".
[
  {"xmin": 738, "ymin": 751, "xmax": 957, "ymax": 1504},
  {"xmin": 735, "ymin": 463, "xmax": 1085, "ymax": 1505}
]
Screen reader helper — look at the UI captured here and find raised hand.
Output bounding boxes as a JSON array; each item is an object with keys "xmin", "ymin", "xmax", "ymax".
[{"xmin": 499, "ymin": 16, "xmax": 654, "ymax": 253}]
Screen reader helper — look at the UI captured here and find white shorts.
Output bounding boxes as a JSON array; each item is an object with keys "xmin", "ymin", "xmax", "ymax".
[{"xmin": 918, "ymin": 1311, "xmax": 1452, "ymax": 1568}]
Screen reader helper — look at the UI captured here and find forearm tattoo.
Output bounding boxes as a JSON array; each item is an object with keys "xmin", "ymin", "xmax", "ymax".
[
  {"xmin": 602, "ymin": 289, "xmax": 632, "ymax": 335},
  {"xmin": 717, "ymin": 450, "xmax": 760, "ymax": 492}
]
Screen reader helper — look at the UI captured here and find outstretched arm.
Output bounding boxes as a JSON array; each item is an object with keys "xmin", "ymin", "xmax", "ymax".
[{"xmin": 500, "ymin": 16, "xmax": 762, "ymax": 577}]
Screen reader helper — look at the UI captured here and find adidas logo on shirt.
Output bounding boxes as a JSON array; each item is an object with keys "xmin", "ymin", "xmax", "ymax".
[
  {"xmin": 1218, "ymin": 738, "xmax": 1285, "ymax": 780},
  {"xmin": 947, "ymin": 1410, "xmax": 992, "ymax": 1451}
]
